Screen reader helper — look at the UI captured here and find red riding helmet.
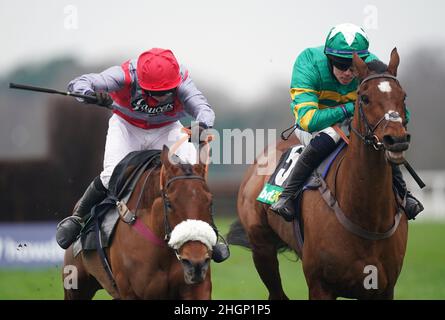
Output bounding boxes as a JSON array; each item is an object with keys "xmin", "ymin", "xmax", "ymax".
[{"xmin": 136, "ymin": 48, "xmax": 182, "ymax": 91}]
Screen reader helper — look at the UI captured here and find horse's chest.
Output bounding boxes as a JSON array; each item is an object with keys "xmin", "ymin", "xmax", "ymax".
[{"xmin": 138, "ymin": 270, "xmax": 170, "ymax": 299}]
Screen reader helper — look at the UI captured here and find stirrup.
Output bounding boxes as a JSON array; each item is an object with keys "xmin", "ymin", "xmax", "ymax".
[
  {"xmin": 270, "ymin": 196, "xmax": 296, "ymax": 222},
  {"xmin": 405, "ymin": 193, "xmax": 424, "ymax": 220},
  {"xmin": 56, "ymin": 216, "xmax": 83, "ymax": 249}
]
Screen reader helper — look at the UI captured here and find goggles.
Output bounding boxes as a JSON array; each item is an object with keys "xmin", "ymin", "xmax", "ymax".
[
  {"xmin": 331, "ymin": 60, "xmax": 353, "ymax": 71},
  {"xmin": 144, "ymin": 88, "xmax": 176, "ymax": 97}
]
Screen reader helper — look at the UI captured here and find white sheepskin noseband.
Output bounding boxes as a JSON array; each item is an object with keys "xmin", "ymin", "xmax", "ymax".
[{"xmin": 168, "ymin": 219, "xmax": 217, "ymax": 250}]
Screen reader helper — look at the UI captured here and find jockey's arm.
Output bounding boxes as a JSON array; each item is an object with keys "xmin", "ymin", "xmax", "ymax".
[
  {"xmin": 290, "ymin": 50, "xmax": 352, "ymax": 133},
  {"xmin": 67, "ymin": 66, "xmax": 125, "ymax": 100},
  {"xmin": 292, "ymin": 100, "xmax": 354, "ymax": 133},
  {"xmin": 177, "ymin": 70, "xmax": 215, "ymax": 128}
]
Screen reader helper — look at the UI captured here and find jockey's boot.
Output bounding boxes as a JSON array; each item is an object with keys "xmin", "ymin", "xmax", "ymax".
[
  {"xmin": 270, "ymin": 132, "xmax": 337, "ymax": 221},
  {"xmin": 392, "ymin": 165, "xmax": 424, "ymax": 220},
  {"xmin": 56, "ymin": 176, "xmax": 108, "ymax": 249}
]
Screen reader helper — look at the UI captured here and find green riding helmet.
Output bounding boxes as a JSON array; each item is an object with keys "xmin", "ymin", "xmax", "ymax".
[{"xmin": 324, "ymin": 23, "xmax": 370, "ymax": 59}]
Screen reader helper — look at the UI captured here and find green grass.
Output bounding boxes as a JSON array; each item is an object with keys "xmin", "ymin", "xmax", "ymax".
[{"xmin": 1, "ymin": 218, "xmax": 444, "ymax": 300}]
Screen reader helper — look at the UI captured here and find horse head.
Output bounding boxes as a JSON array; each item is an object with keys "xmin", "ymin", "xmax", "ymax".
[
  {"xmin": 159, "ymin": 145, "xmax": 216, "ymax": 284},
  {"xmin": 352, "ymin": 48, "xmax": 410, "ymax": 164}
]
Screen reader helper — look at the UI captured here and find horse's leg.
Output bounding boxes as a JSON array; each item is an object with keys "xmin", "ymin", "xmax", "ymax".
[
  {"xmin": 63, "ymin": 246, "xmax": 101, "ymax": 300},
  {"xmin": 372, "ymin": 287, "xmax": 394, "ymax": 300},
  {"xmin": 308, "ymin": 281, "xmax": 336, "ymax": 300},
  {"xmin": 248, "ymin": 221, "xmax": 288, "ymax": 300}
]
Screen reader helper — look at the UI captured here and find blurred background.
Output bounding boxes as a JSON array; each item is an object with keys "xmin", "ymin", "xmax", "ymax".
[{"xmin": 0, "ymin": 0, "xmax": 444, "ymax": 299}]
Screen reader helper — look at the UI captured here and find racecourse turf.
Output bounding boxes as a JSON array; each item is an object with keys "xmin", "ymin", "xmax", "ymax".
[{"xmin": 0, "ymin": 218, "xmax": 444, "ymax": 300}]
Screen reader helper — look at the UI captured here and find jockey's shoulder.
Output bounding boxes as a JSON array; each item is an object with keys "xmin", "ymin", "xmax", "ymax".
[
  {"xmin": 295, "ymin": 46, "xmax": 328, "ymax": 66},
  {"xmin": 179, "ymin": 64, "xmax": 190, "ymax": 80},
  {"xmin": 364, "ymin": 52, "xmax": 379, "ymax": 63},
  {"xmin": 298, "ymin": 46, "xmax": 325, "ymax": 58}
]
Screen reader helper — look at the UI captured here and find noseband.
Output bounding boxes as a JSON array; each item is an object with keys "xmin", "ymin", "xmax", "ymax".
[{"xmin": 350, "ymin": 73, "xmax": 404, "ymax": 150}]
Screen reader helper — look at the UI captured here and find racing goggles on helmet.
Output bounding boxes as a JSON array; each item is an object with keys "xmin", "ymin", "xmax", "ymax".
[{"xmin": 144, "ymin": 88, "xmax": 176, "ymax": 97}]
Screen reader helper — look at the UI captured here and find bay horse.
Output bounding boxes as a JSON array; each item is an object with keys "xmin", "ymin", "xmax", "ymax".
[
  {"xmin": 230, "ymin": 48, "xmax": 410, "ymax": 299},
  {"xmin": 63, "ymin": 144, "xmax": 217, "ymax": 299}
]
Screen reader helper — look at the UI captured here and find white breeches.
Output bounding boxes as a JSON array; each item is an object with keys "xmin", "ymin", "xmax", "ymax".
[
  {"xmin": 100, "ymin": 114, "xmax": 197, "ymax": 189},
  {"xmin": 294, "ymin": 120, "xmax": 350, "ymax": 147}
]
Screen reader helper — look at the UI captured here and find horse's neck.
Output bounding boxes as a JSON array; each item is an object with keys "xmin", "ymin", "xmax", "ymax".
[
  {"xmin": 136, "ymin": 170, "xmax": 163, "ymax": 229},
  {"xmin": 337, "ymin": 134, "xmax": 395, "ymax": 231}
]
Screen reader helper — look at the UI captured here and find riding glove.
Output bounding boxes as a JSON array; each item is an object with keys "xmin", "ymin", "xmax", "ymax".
[{"xmin": 84, "ymin": 91, "xmax": 113, "ymax": 107}]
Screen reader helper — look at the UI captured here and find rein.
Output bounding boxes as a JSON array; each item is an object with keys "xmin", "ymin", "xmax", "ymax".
[{"xmin": 350, "ymin": 73, "xmax": 404, "ymax": 150}]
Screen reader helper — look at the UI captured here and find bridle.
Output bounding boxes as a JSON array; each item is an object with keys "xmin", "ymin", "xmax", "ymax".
[
  {"xmin": 160, "ymin": 167, "xmax": 220, "ymax": 260},
  {"xmin": 350, "ymin": 73, "xmax": 405, "ymax": 150},
  {"xmin": 161, "ymin": 172, "xmax": 207, "ymax": 242}
]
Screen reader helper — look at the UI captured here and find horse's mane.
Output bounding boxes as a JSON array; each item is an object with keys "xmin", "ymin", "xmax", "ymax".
[{"xmin": 366, "ymin": 59, "xmax": 388, "ymax": 74}]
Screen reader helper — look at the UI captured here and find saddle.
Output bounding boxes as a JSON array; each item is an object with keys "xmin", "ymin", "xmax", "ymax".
[{"xmin": 72, "ymin": 150, "xmax": 161, "ymax": 257}]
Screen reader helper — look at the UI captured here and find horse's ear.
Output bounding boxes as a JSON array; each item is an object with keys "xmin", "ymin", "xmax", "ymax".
[
  {"xmin": 387, "ymin": 47, "xmax": 400, "ymax": 77},
  {"xmin": 161, "ymin": 145, "xmax": 173, "ymax": 170},
  {"xmin": 193, "ymin": 163, "xmax": 207, "ymax": 178},
  {"xmin": 352, "ymin": 52, "xmax": 369, "ymax": 80}
]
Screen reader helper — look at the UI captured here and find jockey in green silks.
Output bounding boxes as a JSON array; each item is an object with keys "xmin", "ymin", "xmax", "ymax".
[{"xmin": 270, "ymin": 23, "xmax": 423, "ymax": 222}]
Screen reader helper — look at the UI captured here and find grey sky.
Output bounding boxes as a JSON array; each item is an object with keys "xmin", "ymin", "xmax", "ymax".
[{"xmin": 1, "ymin": 0, "xmax": 444, "ymax": 100}]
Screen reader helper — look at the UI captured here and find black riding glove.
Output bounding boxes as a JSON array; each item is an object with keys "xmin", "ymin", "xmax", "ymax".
[
  {"xmin": 84, "ymin": 91, "xmax": 113, "ymax": 107},
  {"xmin": 187, "ymin": 122, "xmax": 210, "ymax": 143}
]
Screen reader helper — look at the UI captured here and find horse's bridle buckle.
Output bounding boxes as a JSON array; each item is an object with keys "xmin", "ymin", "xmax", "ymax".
[{"xmin": 372, "ymin": 135, "xmax": 384, "ymax": 150}]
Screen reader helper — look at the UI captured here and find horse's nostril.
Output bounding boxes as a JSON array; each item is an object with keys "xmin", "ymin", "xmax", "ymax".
[{"xmin": 406, "ymin": 134, "xmax": 411, "ymax": 143}]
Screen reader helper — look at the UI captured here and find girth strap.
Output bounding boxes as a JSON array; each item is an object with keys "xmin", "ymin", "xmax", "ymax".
[{"xmin": 318, "ymin": 178, "xmax": 403, "ymax": 240}]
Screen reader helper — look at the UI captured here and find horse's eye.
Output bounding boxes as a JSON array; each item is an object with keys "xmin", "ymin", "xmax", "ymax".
[{"xmin": 361, "ymin": 95, "xmax": 370, "ymax": 105}]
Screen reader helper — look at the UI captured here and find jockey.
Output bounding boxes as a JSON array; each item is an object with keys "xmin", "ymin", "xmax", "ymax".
[
  {"xmin": 55, "ymin": 48, "xmax": 229, "ymax": 262},
  {"xmin": 271, "ymin": 23, "xmax": 424, "ymax": 221}
]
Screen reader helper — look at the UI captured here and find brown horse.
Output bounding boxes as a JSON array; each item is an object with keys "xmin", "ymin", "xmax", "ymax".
[
  {"xmin": 63, "ymin": 145, "xmax": 217, "ymax": 299},
  {"xmin": 230, "ymin": 48, "xmax": 410, "ymax": 299}
]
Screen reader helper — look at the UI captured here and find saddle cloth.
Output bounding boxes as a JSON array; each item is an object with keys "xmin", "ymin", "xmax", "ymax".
[
  {"xmin": 256, "ymin": 142, "xmax": 346, "ymax": 248},
  {"xmin": 257, "ymin": 142, "xmax": 346, "ymax": 205}
]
